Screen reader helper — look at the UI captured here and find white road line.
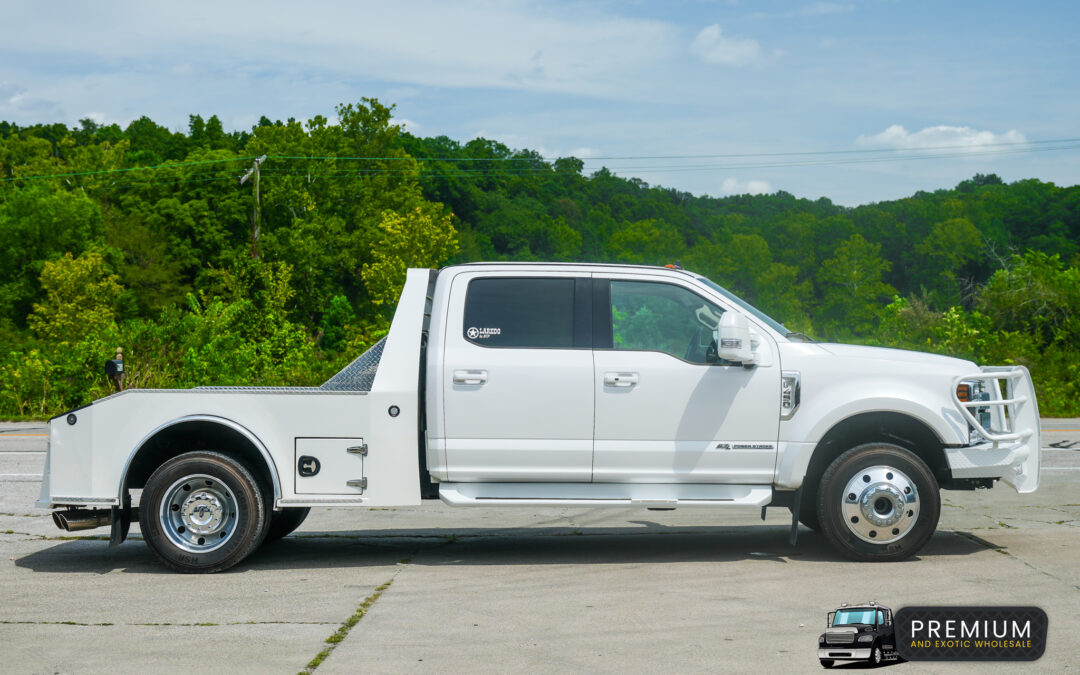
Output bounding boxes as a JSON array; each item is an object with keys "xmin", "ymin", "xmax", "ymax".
[{"xmin": 0, "ymin": 473, "xmax": 43, "ymax": 478}]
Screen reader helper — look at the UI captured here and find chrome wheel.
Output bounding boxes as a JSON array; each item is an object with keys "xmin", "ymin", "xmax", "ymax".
[
  {"xmin": 160, "ymin": 473, "xmax": 238, "ymax": 553},
  {"xmin": 840, "ymin": 465, "xmax": 919, "ymax": 544}
]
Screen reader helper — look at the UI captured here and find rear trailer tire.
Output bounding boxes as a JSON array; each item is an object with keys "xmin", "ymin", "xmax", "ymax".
[
  {"xmin": 265, "ymin": 507, "xmax": 311, "ymax": 544},
  {"xmin": 139, "ymin": 451, "xmax": 269, "ymax": 573},
  {"xmin": 817, "ymin": 443, "xmax": 940, "ymax": 562}
]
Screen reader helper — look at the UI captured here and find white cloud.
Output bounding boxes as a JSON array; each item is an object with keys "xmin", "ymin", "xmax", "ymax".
[
  {"xmin": 0, "ymin": 2, "xmax": 679, "ymax": 103},
  {"xmin": 691, "ymin": 24, "xmax": 763, "ymax": 66},
  {"xmin": 0, "ymin": 82, "xmax": 26, "ymax": 102},
  {"xmin": 857, "ymin": 124, "xmax": 1028, "ymax": 150},
  {"xmin": 390, "ymin": 117, "xmax": 419, "ymax": 131},
  {"xmin": 568, "ymin": 147, "xmax": 600, "ymax": 159},
  {"xmin": 720, "ymin": 178, "xmax": 773, "ymax": 195}
]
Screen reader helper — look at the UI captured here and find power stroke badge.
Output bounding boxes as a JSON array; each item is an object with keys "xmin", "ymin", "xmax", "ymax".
[{"xmin": 895, "ymin": 606, "xmax": 1047, "ymax": 661}]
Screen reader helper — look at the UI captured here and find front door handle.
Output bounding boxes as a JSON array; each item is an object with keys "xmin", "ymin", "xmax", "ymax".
[
  {"xmin": 453, "ymin": 369, "xmax": 488, "ymax": 385},
  {"xmin": 603, "ymin": 372, "xmax": 639, "ymax": 387}
]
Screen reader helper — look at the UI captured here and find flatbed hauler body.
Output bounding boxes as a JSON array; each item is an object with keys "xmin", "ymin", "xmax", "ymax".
[{"xmin": 38, "ymin": 263, "xmax": 1042, "ymax": 572}]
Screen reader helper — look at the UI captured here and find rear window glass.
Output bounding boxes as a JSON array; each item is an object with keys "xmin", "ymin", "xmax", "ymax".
[{"xmin": 464, "ymin": 277, "xmax": 575, "ymax": 348}]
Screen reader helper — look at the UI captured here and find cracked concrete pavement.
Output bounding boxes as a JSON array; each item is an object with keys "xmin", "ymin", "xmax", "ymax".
[{"xmin": 2, "ymin": 420, "xmax": 1079, "ymax": 673}]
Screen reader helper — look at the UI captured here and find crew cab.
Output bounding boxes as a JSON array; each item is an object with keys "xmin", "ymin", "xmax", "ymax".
[{"xmin": 37, "ymin": 263, "xmax": 1042, "ymax": 572}]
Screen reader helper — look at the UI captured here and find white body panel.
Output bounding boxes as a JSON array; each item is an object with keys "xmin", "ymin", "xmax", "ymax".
[
  {"xmin": 440, "ymin": 269, "xmax": 593, "ymax": 482},
  {"xmin": 592, "ymin": 350, "xmax": 779, "ymax": 483}
]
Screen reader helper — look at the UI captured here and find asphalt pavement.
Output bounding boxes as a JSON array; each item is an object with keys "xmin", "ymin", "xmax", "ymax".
[{"xmin": 2, "ymin": 420, "xmax": 1078, "ymax": 674}]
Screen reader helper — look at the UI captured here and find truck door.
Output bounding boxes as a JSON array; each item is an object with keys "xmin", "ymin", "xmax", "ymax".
[
  {"xmin": 441, "ymin": 273, "xmax": 594, "ymax": 482},
  {"xmin": 592, "ymin": 276, "xmax": 781, "ymax": 483}
]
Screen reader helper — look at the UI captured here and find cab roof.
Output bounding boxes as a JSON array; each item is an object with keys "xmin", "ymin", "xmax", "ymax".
[{"xmin": 446, "ymin": 261, "xmax": 700, "ymax": 279}]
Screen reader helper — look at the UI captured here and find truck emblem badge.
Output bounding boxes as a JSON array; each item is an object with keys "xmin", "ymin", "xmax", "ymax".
[{"xmin": 467, "ymin": 327, "xmax": 480, "ymax": 339}]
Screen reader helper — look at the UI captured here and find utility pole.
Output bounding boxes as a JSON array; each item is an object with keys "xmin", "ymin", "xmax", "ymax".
[{"xmin": 239, "ymin": 155, "xmax": 268, "ymax": 259}]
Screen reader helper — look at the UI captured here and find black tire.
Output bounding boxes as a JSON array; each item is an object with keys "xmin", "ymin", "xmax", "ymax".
[
  {"xmin": 819, "ymin": 659, "xmax": 833, "ymax": 668},
  {"xmin": 870, "ymin": 644, "xmax": 883, "ymax": 666},
  {"xmin": 139, "ymin": 451, "xmax": 269, "ymax": 573},
  {"xmin": 817, "ymin": 443, "xmax": 940, "ymax": 562},
  {"xmin": 264, "ymin": 507, "xmax": 311, "ymax": 544}
]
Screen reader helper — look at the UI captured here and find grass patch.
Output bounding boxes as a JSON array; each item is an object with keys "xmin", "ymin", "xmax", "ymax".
[{"xmin": 299, "ymin": 578, "xmax": 395, "ymax": 674}]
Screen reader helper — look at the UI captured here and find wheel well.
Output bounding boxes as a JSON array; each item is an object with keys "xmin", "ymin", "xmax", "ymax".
[
  {"xmin": 803, "ymin": 412, "xmax": 948, "ymax": 500},
  {"xmin": 123, "ymin": 420, "xmax": 277, "ymax": 501}
]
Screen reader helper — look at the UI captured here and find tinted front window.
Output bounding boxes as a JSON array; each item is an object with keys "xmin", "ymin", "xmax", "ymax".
[
  {"xmin": 464, "ymin": 277, "xmax": 575, "ymax": 348},
  {"xmin": 610, "ymin": 281, "xmax": 724, "ymax": 363}
]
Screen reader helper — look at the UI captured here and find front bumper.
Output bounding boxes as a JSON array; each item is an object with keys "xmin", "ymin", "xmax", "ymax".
[
  {"xmin": 949, "ymin": 366, "xmax": 1041, "ymax": 493},
  {"xmin": 818, "ymin": 647, "xmax": 871, "ymax": 660}
]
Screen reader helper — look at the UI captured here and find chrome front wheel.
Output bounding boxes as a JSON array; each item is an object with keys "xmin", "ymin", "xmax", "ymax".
[
  {"xmin": 818, "ymin": 443, "xmax": 940, "ymax": 562},
  {"xmin": 840, "ymin": 465, "xmax": 920, "ymax": 545}
]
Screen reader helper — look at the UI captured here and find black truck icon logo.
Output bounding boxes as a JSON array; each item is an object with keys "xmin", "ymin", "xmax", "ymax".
[{"xmin": 818, "ymin": 601, "xmax": 899, "ymax": 668}]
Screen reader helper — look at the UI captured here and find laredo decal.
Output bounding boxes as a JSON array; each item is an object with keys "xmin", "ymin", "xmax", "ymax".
[
  {"xmin": 895, "ymin": 607, "xmax": 1047, "ymax": 661},
  {"xmin": 466, "ymin": 326, "xmax": 501, "ymax": 340}
]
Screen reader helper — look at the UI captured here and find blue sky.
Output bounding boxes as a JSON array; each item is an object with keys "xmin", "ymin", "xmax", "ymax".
[{"xmin": 1, "ymin": 0, "xmax": 1077, "ymax": 205}]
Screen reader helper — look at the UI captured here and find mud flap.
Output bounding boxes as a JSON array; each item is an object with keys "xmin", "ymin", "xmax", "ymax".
[
  {"xmin": 788, "ymin": 485, "xmax": 802, "ymax": 547},
  {"xmin": 109, "ymin": 493, "xmax": 132, "ymax": 547}
]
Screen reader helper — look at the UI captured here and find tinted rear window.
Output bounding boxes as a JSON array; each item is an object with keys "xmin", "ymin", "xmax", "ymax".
[{"xmin": 464, "ymin": 277, "xmax": 575, "ymax": 348}]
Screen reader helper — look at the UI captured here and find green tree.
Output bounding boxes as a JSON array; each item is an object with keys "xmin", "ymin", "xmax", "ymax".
[
  {"xmin": 362, "ymin": 204, "xmax": 459, "ymax": 308},
  {"xmin": 608, "ymin": 218, "xmax": 683, "ymax": 265},
  {"xmin": 0, "ymin": 186, "xmax": 103, "ymax": 327},
  {"xmin": 818, "ymin": 234, "xmax": 897, "ymax": 337},
  {"xmin": 28, "ymin": 251, "xmax": 123, "ymax": 342},
  {"xmin": 913, "ymin": 217, "xmax": 982, "ymax": 306}
]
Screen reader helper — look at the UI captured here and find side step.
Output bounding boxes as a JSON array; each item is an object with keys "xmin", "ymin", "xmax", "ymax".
[{"xmin": 439, "ymin": 483, "xmax": 772, "ymax": 508}]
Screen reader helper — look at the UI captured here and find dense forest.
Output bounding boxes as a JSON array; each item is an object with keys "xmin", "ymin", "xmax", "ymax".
[{"xmin": 1, "ymin": 99, "xmax": 1078, "ymax": 418}]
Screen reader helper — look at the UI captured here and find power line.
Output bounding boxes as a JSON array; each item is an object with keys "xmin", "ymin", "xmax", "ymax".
[
  {"xmin": 0, "ymin": 156, "xmax": 255, "ymax": 183},
  {"xmin": 3, "ymin": 138, "xmax": 1078, "ymax": 185},
  {"xmin": 64, "ymin": 142, "xmax": 1080, "ymax": 193}
]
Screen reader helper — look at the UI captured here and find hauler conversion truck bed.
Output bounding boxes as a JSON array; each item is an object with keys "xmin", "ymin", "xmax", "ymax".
[{"xmin": 38, "ymin": 263, "xmax": 1041, "ymax": 572}]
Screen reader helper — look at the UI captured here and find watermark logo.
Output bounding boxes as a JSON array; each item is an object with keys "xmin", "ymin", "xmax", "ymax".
[{"xmin": 895, "ymin": 606, "xmax": 1047, "ymax": 661}]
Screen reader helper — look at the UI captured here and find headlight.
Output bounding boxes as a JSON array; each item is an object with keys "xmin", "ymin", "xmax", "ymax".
[
  {"xmin": 858, "ymin": 634, "xmax": 874, "ymax": 643},
  {"xmin": 819, "ymin": 636, "xmax": 825, "ymax": 644}
]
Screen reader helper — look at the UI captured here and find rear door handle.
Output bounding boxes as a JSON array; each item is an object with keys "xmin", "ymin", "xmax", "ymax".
[
  {"xmin": 603, "ymin": 372, "xmax": 638, "ymax": 387},
  {"xmin": 453, "ymin": 369, "xmax": 488, "ymax": 385}
]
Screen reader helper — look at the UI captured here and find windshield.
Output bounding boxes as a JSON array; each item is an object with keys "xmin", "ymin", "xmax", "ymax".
[
  {"xmin": 833, "ymin": 609, "xmax": 878, "ymax": 626},
  {"xmin": 695, "ymin": 276, "xmax": 790, "ymax": 336}
]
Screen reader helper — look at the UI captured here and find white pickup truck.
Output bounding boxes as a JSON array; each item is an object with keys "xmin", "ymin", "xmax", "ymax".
[{"xmin": 38, "ymin": 263, "xmax": 1041, "ymax": 572}]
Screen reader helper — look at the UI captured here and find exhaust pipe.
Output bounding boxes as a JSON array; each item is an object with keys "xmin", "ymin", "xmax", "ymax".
[{"xmin": 52, "ymin": 509, "xmax": 112, "ymax": 532}]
